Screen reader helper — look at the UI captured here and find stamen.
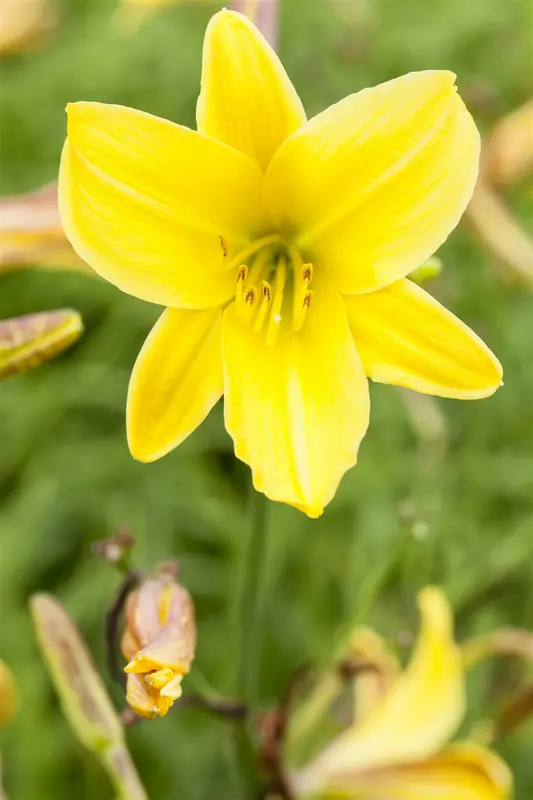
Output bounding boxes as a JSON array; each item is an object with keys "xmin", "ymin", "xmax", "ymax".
[
  {"xmin": 243, "ymin": 285, "xmax": 257, "ymax": 323},
  {"xmin": 266, "ymin": 258, "xmax": 287, "ymax": 347},
  {"xmin": 302, "ymin": 263, "xmax": 313, "ymax": 282},
  {"xmin": 253, "ymin": 281, "xmax": 272, "ymax": 333},
  {"xmin": 235, "ymin": 265, "xmax": 248, "ymax": 315},
  {"xmin": 226, "ymin": 234, "xmax": 283, "ymax": 273},
  {"xmin": 292, "ymin": 263, "xmax": 314, "ymax": 331},
  {"xmin": 294, "ymin": 289, "xmax": 313, "ymax": 332},
  {"xmin": 247, "ymin": 248, "xmax": 270, "ymax": 288},
  {"xmin": 219, "ymin": 235, "xmax": 228, "ymax": 258}
]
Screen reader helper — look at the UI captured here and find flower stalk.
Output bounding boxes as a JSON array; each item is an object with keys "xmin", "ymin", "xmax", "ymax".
[{"xmin": 234, "ymin": 488, "xmax": 271, "ymax": 796}]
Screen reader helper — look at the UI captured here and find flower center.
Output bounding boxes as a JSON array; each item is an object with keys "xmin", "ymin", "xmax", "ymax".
[{"xmin": 227, "ymin": 235, "xmax": 314, "ymax": 346}]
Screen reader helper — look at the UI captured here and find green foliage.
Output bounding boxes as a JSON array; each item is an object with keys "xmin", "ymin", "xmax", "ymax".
[{"xmin": 0, "ymin": 0, "xmax": 532, "ymax": 797}]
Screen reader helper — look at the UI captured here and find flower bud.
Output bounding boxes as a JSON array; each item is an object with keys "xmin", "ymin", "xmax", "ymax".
[
  {"xmin": 0, "ymin": 0, "xmax": 55, "ymax": 56},
  {"xmin": 0, "ymin": 309, "xmax": 83, "ymax": 378},
  {"xmin": 121, "ymin": 565, "xmax": 196, "ymax": 719}
]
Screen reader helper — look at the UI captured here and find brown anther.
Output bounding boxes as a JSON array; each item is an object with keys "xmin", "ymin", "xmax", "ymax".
[
  {"xmin": 245, "ymin": 287, "xmax": 257, "ymax": 305},
  {"xmin": 262, "ymin": 282, "xmax": 272, "ymax": 300},
  {"xmin": 303, "ymin": 291, "xmax": 313, "ymax": 308},
  {"xmin": 302, "ymin": 264, "xmax": 313, "ymax": 282},
  {"xmin": 219, "ymin": 235, "xmax": 228, "ymax": 257},
  {"xmin": 237, "ymin": 264, "xmax": 248, "ymax": 282}
]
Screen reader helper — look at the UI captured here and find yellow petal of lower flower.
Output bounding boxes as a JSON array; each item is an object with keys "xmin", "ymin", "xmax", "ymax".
[
  {"xmin": 127, "ymin": 307, "xmax": 223, "ymax": 462},
  {"xmin": 263, "ymin": 71, "xmax": 480, "ymax": 294},
  {"xmin": 306, "ymin": 588, "xmax": 464, "ymax": 781},
  {"xmin": 59, "ymin": 102, "xmax": 266, "ymax": 308},
  {"xmin": 197, "ymin": 10, "xmax": 306, "ymax": 171},
  {"xmin": 344, "ymin": 279, "xmax": 502, "ymax": 399},
  {"xmin": 125, "ymin": 673, "xmax": 158, "ymax": 719},
  {"xmin": 321, "ymin": 742, "xmax": 512, "ymax": 800},
  {"xmin": 222, "ymin": 285, "xmax": 370, "ymax": 517}
]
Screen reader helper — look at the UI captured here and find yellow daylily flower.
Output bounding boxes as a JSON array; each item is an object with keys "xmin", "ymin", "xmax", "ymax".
[
  {"xmin": 58, "ymin": 10, "xmax": 502, "ymax": 517},
  {"xmin": 293, "ymin": 588, "xmax": 512, "ymax": 800}
]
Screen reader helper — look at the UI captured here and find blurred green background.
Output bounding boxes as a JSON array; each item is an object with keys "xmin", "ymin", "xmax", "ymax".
[{"xmin": 1, "ymin": 0, "xmax": 533, "ymax": 797}]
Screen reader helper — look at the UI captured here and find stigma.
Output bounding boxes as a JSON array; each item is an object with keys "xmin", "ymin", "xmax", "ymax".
[{"xmin": 233, "ymin": 241, "xmax": 314, "ymax": 346}]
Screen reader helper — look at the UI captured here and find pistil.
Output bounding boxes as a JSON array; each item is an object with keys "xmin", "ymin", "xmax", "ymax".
[{"xmin": 265, "ymin": 257, "xmax": 287, "ymax": 347}]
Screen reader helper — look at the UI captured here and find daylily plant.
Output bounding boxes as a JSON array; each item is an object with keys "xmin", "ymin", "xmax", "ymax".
[
  {"xmin": 292, "ymin": 588, "xmax": 512, "ymax": 800},
  {"xmin": 59, "ymin": 10, "xmax": 502, "ymax": 517}
]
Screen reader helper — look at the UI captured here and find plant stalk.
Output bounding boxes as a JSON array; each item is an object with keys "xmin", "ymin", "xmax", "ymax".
[
  {"xmin": 102, "ymin": 743, "xmax": 148, "ymax": 800},
  {"xmin": 234, "ymin": 489, "xmax": 271, "ymax": 798}
]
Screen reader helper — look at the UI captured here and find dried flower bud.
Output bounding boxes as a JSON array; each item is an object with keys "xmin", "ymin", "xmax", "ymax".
[
  {"xmin": 0, "ymin": 658, "xmax": 18, "ymax": 726},
  {"xmin": 0, "ymin": 309, "xmax": 83, "ymax": 378},
  {"xmin": 30, "ymin": 594, "xmax": 124, "ymax": 750},
  {"xmin": 121, "ymin": 566, "xmax": 196, "ymax": 719},
  {"xmin": 0, "ymin": 0, "xmax": 55, "ymax": 56}
]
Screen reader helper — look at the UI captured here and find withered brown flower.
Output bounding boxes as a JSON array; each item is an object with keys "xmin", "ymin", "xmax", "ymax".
[{"xmin": 121, "ymin": 566, "xmax": 196, "ymax": 719}]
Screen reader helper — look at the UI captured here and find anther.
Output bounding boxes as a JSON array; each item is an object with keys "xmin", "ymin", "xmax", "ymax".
[
  {"xmin": 253, "ymin": 281, "xmax": 272, "ymax": 333},
  {"xmin": 219, "ymin": 235, "xmax": 228, "ymax": 258},
  {"xmin": 243, "ymin": 285, "xmax": 257, "ymax": 322},
  {"xmin": 292, "ymin": 263, "xmax": 314, "ymax": 332},
  {"xmin": 293, "ymin": 290, "xmax": 313, "ymax": 332}
]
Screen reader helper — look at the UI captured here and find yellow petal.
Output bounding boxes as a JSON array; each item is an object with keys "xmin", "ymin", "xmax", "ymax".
[
  {"xmin": 125, "ymin": 673, "xmax": 157, "ymax": 719},
  {"xmin": 127, "ymin": 307, "xmax": 223, "ymax": 462},
  {"xmin": 197, "ymin": 10, "xmax": 306, "ymax": 171},
  {"xmin": 263, "ymin": 71, "xmax": 480, "ymax": 294},
  {"xmin": 222, "ymin": 284, "xmax": 370, "ymax": 517},
  {"xmin": 322, "ymin": 742, "xmax": 512, "ymax": 800},
  {"xmin": 305, "ymin": 588, "xmax": 464, "ymax": 781},
  {"xmin": 59, "ymin": 102, "xmax": 266, "ymax": 309},
  {"xmin": 344, "ymin": 279, "xmax": 502, "ymax": 399}
]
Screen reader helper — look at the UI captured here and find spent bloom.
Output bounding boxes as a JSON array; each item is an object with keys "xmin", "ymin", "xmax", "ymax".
[
  {"xmin": 0, "ymin": 0, "xmax": 54, "ymax": 56},
  {"xmin": 121, "ymin": 567, "xmax": 196, "ymax": 719},
  {"xmin": 59, "ymin": 10, "xmax": 502, "ymax": 517},
  {"xmin": 292, "ymin": 588, "xmax": 512, "ymax": 800}
]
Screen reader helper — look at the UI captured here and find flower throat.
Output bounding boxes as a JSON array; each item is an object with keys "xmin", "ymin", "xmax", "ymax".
[{"xmin": 224, "ymin": 234, "xmax": 314, "ymax": 346}]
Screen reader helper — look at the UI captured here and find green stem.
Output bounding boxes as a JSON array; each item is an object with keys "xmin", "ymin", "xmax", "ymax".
[
  {"xmin": 101, "ymin": 743, "xmax": 147, "ymax": 800},
  {"xmin": 234, "ymin": 489, "xmax": 271, "ymax": 798}
]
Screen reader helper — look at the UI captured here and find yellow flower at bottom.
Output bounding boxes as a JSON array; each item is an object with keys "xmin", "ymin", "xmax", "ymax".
[
  {"xmin": 58, "ymin": 10, "xmax": 503, "ymax": 517},
  {"xmin": 121, "ymin": 572, "xmax": 196, "ymax": 719},
  {"xmin": 293, "ymin": 589, "xmax": 512, "ymax": 800}
]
